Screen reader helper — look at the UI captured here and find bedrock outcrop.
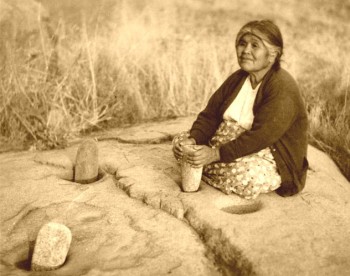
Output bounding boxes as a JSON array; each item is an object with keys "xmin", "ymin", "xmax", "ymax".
[{"xmin": 0, "ymin": 117, "xmax": 349, "ymax": 276}]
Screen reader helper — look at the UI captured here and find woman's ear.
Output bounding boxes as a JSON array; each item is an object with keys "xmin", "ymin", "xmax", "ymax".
[{"xmin": 269, "ymin": 51, "xmax": 277, "ymax": 63}]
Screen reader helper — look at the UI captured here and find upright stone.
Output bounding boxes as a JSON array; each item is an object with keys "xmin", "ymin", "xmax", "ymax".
[
  {"xmin": 31, "ymin": 222, "xmax": 72, "ymax": 271},
  {"xmin": 74, "ymin": 139, "xmax": 99, "ymax": 184},
  {"xmin": 181, "ymin": 145, "xmax": 203, "ymax": 192}
]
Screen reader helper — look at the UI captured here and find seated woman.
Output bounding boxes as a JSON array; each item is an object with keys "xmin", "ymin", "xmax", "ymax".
[{"xmin": 173, "ymin": 20, "xmax": 309, "ymax": 200}]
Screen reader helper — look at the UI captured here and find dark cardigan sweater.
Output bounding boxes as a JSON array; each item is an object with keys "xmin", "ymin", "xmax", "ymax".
[{"xmin": 189, "ymin": 67, "xmax": 309, "ymax": 197}]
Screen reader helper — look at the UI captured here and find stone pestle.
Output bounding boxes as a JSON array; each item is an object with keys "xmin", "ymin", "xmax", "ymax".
[
  {"xmin": 74, "ymin": 139, "xmax": 99, "ymax": 184},
  {"xmin": 31, "ymin": 222, "xmax": 72, "ymax": 271}
]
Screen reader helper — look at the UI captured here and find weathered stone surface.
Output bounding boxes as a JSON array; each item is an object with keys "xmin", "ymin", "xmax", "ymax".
[
  {"xmin": 0, "ymin": 131, "xmax": 219, "ymax": 275},
  {"xmin": 0, "ymin": 117, "xmax": 349, "ymax": 275},
  {"xmin": 77, "ymin": 116, "xmax": 195, "ymax": 145},
  {"xmin": 94, "ymin": 117, "xmax": 350, "ymax": 275},
  {"xmin": 74, "ymin": 139, "xmax": 99, "ymax": 184},
  {"xmin": 31, "ymin": 222, "xmax": 72, "ymax": 271}
]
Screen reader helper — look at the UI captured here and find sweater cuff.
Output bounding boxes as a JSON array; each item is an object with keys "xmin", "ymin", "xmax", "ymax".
[
  {"xmin": 275, "ymin": 181, "xmax": 299, "ymax": 197},
  {"xmin": 219, "ymin": 142, "xmax": 240, "ymax": 163},
  {"xmin": 189, "ymin": 129, "xmax": 208, "ymax": 145}
]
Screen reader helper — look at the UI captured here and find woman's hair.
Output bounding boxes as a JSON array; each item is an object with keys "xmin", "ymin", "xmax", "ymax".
[{"xmin": 236, "ymin": 20, "xmax": 284, "ymax": 69}]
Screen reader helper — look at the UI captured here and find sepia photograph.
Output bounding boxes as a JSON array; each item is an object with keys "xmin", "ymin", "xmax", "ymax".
[{"xmin": 0, "ymin": 0, "xmax": 349, "ymax": 275}]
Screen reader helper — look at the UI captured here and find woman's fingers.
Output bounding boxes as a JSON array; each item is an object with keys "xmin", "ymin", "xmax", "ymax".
[
  {"xmin": 175, "ymin": 150, "xmax": 182, "ymax": 158},
  {"xmin": 186, "ymin": 147, "xmax": 206, "ymax": 161},
  {"xmin": 174, "ymin": 143, "xmax": 182, "ymax": 152},
  {"xmin": 172, "ymin": 141, "xmax": 183, "ymax": 160},
  {"xmin": 186, "ymin": 155, "xmax": 203, "ymax": 162},
  {"xmin": 185, "ymin": 146, "xmax": 218, "ymax": 166},
  {"xmin": 184, "ymin": 158, "xmax": 200, "ymax": 165},
  {"xmin": 174, "ymin": 149, "xmax": 183, "ymax": 160},
  {"xmin": 174, "ymin": 138, "xmax": 197, "ymax": 160},
  {"xmin": 186, "ymin": 151, "xmax": 207, "ymax": 166},
  {"xmin": 173, "ymin": 141, "xmax": 213, "ymax": 166},
  {"xmin": 180, "ymin": 140, "xmax": 194, "ymax": 146}
]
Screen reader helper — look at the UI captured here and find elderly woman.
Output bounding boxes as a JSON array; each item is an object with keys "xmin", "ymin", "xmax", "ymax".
[{"xmin": 173, "ymin": 20, "xmax": 308, "ymax": 199}]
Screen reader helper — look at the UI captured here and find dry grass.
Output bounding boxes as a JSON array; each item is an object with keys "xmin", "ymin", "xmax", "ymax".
[{"xmin": 0, "ymin": 0, "xmax": 349, "ymax": 180}]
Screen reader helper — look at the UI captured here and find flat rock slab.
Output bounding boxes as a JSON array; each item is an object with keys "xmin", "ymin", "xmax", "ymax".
[
  {"xmin": 0, "ymin": 143, "xmax": 219, "ymax": 274},
  {"xmin": 1, "ymin": 117, "xmax": 350, "ymax": 275},
  {"xmin": 77, "ymin": 116, "xmax": 195, "ymax": 145}
]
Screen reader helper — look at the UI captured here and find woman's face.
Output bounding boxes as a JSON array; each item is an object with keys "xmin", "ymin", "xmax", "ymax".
[{"xmin": 236, "ymin": 33, "xmax": 272, "ymax": 74}]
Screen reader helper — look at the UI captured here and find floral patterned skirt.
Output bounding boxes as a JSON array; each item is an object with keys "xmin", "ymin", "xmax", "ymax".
[{"xmin": 173, "ymin": 119, "xmax": 281, "ymax": 199}]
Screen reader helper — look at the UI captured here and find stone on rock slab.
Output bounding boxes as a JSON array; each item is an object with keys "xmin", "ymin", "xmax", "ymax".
[
  {"xmin": 74, "ymin": 139, "xmax": 99, "ymax": 184},
  {"xmin": 181, "ymin": 145, "xmax": 203, "ymax": 192},
  {"xmin": 31, "ymin": 222, "xmax": 72, "ymax": 271}
]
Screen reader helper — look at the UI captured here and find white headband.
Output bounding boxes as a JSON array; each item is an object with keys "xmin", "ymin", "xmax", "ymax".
[{"xmin": 236, "ymin": 27, "xmax": 281, "ymax": 56}]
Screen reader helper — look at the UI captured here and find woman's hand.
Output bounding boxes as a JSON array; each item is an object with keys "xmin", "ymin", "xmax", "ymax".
[
  {"xmin": 186, "ymin": 145, "xmax": 220, "ymax": 167},
  {"xmin": 173, "ymin": 137, "xmax": 196, "ymax": 161}
]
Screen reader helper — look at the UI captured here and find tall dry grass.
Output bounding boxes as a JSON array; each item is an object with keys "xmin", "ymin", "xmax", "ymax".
[{"xmin": 0, "ymin": 0, "xmax": 349, "ymax": 179}]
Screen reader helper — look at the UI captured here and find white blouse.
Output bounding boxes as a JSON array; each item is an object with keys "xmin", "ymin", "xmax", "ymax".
[{"xmin": 223, "ymin": 77, "xmax": 261, "ymax": 130}]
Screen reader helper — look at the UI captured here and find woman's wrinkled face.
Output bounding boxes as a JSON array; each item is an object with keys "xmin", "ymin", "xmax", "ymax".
[{"xmin": 236, "ymin": 33, "xmax": 272, "ymax": 73}]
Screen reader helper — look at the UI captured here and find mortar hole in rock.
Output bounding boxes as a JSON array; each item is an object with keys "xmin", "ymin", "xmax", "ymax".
[
  {"xmin": 16, "ymin": 253, "xmax": 71, "ymax": 272},
  {"xmin": 15, "ymin": 241, "xmax": 35, "ymax": 271},
  {"xmin": 62, "ymin": 168, "xmax": 107, "ymax": 184},
  {"xmin": 221, "ymin": 200, "xmax": 263, "ymax": 214}
]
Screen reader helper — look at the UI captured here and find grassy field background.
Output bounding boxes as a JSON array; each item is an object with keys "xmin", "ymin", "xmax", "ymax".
[{"xmin": 0, "ymin": 0, "xmax": 349, "ymax": 180}]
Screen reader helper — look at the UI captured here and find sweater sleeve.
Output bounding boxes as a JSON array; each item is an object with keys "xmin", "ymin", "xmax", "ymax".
[
  {"xmin": 190, "ymin": 72, "xmax": 240, "ymax": 145},
  {"xmin": 219, "ymin": 77, "xmax": 299, "ymax": 162}
]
